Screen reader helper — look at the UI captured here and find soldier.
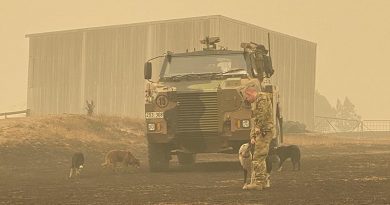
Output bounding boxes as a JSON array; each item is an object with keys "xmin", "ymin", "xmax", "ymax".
[{"xmin": 243, "ymin": 86, "xmax": 275, "ymax": 190}]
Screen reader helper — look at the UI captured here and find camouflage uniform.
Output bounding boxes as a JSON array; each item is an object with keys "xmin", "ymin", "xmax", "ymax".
[{"xmin": 249, "ymin": 92, "xmax": 275, "ymax": 189}]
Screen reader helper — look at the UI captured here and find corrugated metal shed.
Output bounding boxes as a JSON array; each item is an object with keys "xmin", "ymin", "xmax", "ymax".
[{"xmin": 26, "ymin": 15, "xmax": 316, "ymax": 127}]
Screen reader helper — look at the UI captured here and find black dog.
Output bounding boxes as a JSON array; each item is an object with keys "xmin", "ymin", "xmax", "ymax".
[
  {"xmin": 266, "ymin": 154, "xmax": 274, "ymax": 173},
  {"xmin": 271, "ymin": 145, "xmax": 301, "ymax": 171},
  {"xmin": 265, "ymin": 138, "xmax": 279, "ymax": 174},
  {"xmin": 69, "ymin": 152, "xmax": 85, "ymax": 178}
]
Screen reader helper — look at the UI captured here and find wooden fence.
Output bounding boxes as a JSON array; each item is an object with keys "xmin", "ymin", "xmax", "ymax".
[{"xmin": 0, "ymin": 109, "xmax": 30, "ymax": 119}]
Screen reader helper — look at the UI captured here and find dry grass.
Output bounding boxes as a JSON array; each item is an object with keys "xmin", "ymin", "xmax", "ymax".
[
  {"xmin": 1, "ymin": 115, "xmax": 388, "ymax": 148},
  {"xmin": 0, "ymin": 114, "xmax": 145, "ymax": 146}
]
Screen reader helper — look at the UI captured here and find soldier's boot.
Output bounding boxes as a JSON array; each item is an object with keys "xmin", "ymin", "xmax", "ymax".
[{"xmin": 243, "ymin": 183, "xmax": 263, "ymax": 190}]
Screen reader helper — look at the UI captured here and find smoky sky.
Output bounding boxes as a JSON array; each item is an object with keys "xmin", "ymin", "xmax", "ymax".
[{"xmin": 1, "ymin": 0, "xmax": 389, "ymax": 119}]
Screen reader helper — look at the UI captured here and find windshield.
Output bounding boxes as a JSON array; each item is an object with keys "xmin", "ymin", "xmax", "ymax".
[{"xmin": 162, "ymin": 54, "xmax": 247, "ymax": 77}]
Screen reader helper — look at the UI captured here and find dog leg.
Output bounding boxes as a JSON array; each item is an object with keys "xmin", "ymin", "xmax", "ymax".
[
  {"xmin": 243, "ymin": 170, "xmax": 247, "ymax": 184},
  {"xmin": 277, "ymin": 162, "xmax": 282, "ymax": 172},
  {"xmin": 297, "ymin": 151, "xmax": 301, "ymax": 171},
  {"xmin": 298, "ymin": 161, "xmax": 301, "ymax": 171},
  {"xmin": 69, "ymin": 168, "xmax": 74, "ymax": 178},
  {"xmin": 278, "ymin": 157, "xmax": 286, "ymax": 171},
  {"xmin": 266, "ymin": 155, "xmax": 272, "ymax": 174},
  {"xmin": 292, "ymin": 160, "xmax": 296, "ymax": 171},
  {"xmin": 123, "ymin": 162, "xmax": 129, "ymax": 173},
  {"xmin": 112, "ymin": 163, "xmax": 118, "ymax": 173}
]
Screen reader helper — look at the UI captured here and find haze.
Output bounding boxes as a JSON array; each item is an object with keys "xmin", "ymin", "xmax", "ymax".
[{"xmin": 1, "ymin": 0, "xmax": 389, "ymax": 120}]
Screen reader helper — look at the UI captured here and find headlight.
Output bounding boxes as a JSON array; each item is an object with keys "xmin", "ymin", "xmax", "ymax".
[
  {"xmin": 148, "ymin": 123, "xmax": 156, "ymax": 131},
  {"xmin": 235, "ymin": 119, "xmax": 250, "ymax": 129},
  {"xmin": 242, "ymin": 120, "xmax": 250, "ymax": 128}
]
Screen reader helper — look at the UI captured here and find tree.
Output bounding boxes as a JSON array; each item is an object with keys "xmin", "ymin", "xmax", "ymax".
[
  {"xmin": 335, "ymin": 97, "xmax": 361, "ymax": 131},
  {"xmin": 85, "ymin": 100, "xmax": 95, "ymax": 116},
  {"xmin": 314, "ymin": 90, "xmax": 337, "ymax": 117},
  {"xmin": 314, "ymin": 90, "xmax": 337, "ymax": 132}
]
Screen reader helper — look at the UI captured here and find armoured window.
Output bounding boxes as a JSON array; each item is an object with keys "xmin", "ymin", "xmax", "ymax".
[{"xmin": 162, "ymin": 54, "xmax": 247, "ymax": 77}]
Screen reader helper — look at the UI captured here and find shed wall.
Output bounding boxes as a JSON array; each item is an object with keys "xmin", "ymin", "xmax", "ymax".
[
  {"xmin": 27, "ymin": 16, "xmax": 316, "ymax": 127},
  {"xmin": 218, "ymin": 18, "xmax": 316, "ymax": 127}
]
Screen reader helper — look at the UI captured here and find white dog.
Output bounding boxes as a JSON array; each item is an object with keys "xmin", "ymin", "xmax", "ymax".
[{"xmin": 238, "ymin": 143, "xmax": 253, "ymax": 189}]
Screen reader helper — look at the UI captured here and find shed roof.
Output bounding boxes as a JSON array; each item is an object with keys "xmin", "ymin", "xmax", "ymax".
[{"xmin": 25, "ymin": 15, "xmax": 315, "ymax": 44}]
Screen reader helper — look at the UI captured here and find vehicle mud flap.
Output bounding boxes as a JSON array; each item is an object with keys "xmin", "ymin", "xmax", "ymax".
[
  {"xmin": 148, "ymin": 143, "xmax": 170, "ymax": 172},
  {"xmin": 177, "ymin": 153, "xmax": 196, "ymax": 165}
]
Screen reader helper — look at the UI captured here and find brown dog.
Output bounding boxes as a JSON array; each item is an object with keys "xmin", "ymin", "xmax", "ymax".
[{"xmin": 101, "ymin": 150, "xmax": 140, "ymax": 171}]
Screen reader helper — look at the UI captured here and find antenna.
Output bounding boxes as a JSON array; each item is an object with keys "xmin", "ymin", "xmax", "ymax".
[
  {"xmin": 267, "ymin": 33, "xmax": 272, "ymax": 58},
  {"xmin": 200, "ymin": 36, "xmax": 220, "ymax": 50},
  {"xmin": 266, "ymin": 32, "xmax": 274, "ymax": 78}
]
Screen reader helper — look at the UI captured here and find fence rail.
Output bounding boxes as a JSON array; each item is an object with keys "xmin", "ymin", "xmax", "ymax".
[
  {"xmin": 314, "ymin": 116, "xmax": 390, "ymax": 136},
  {"xmin": 362, "ymin": 120, "xmax": 390, "ymax": 132},
  {"xmin": 0, "ymin": 109, "xmax": 30, "ymax": 119}
]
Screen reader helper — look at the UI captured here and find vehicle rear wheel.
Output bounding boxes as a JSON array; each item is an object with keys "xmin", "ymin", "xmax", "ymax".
[
  {"xmin": 177, "ymin": 153, "xmax": 196, "ymax": 165},
  {"xmin": 148, "ymin": 143, "xmax": 170, "ymax": 172}
]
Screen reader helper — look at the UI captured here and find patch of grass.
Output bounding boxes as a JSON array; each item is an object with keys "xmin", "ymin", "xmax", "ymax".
[{"xmin": 87, "ymin": 119, "xmax": 106, "ymax": 132}]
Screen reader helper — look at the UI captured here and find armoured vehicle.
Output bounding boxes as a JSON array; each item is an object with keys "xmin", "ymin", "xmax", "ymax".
[{"xmin": 144, "ymin": 36, "xmax": 283, "ymax": 171}]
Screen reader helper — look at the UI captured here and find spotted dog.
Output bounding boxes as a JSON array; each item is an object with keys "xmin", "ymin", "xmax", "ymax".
[{"xmin": 69, "ymin": 152, "xmax": 84, "ymax": 179}]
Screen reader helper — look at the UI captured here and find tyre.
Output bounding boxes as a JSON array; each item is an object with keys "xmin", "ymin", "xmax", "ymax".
[
  {"xmin": 148, "ymin": 143, "xmax": 170, "ymax": 172},
  {"xmin": 177, "ymin": 153, "xmax": 196, "ymax": 165}
]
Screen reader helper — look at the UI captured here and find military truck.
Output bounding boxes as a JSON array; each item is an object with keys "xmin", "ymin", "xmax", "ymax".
[{"xmin": 144, "ymin": 36, "xmax": 283, "ymax": 171}]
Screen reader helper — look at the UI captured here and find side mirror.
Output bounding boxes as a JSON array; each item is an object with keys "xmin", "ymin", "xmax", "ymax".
[{"xmin": 144, "ymin": 62, "xmax": 152, "ymax": 80}]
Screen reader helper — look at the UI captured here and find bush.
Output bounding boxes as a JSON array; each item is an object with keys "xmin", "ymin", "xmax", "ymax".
[{"xmin": 283, "ymin": 121, "xmax": 307, "ymax": 133}]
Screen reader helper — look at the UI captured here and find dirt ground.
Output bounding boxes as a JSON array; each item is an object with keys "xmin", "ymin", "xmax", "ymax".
[{"xmin": 0, "ymin": 115, "xmax": 389, "ymax": 204}]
